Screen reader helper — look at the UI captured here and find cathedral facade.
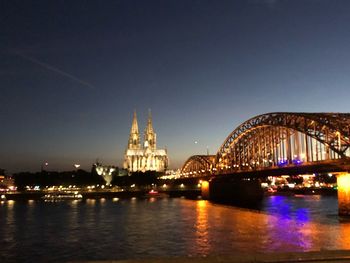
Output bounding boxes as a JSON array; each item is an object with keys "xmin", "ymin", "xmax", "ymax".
[{"xmin": 123, "ymin": 111, "xmax": 168, "ymax": 173}]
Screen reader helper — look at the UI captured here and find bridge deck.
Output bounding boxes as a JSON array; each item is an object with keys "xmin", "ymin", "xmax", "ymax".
[{"xmin": 181, "ymin": 159, "xmax": 350, "ymax": 180}]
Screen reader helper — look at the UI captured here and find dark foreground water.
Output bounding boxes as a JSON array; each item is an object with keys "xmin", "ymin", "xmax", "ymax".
[{"xmin": 1, "ymin": 195, "xmax": 350, "ymax": 262}]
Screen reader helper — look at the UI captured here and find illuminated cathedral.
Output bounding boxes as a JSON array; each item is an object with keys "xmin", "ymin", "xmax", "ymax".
[{"xmin": 123, "ymin": 110, "xmax": 168, "ymax": 173}]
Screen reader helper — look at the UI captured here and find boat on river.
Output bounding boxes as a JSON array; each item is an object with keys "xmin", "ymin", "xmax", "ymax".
[
  {"xmin": 144, "ymin": 189, "xmax": 168, "ymax": 198},
  {"xmin": 42, "ymin": 192, "xmax": 83, "ymax": 201}
]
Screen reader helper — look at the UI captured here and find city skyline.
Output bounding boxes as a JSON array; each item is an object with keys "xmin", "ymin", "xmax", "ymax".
[{"xmin": 1, "ymin": 0, "xmax": 350, "ymax": 172}]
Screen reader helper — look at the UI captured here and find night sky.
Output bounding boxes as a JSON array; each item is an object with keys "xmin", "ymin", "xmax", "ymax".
[{"xmin": 1, "ymin": 0, "xmax": 350, "ymax": 173}]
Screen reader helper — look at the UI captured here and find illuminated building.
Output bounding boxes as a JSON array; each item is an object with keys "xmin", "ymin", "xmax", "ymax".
[
  {"xmin": 93, "ymin": 163, "xmax": 116, "ymax": 185},
  {"xmin": 159, "ymin": 169, "xmax": 181, "ymax": 179},
  {"xmin": 124, "ymin": 110, "xmax": 168, "ymax": 173},
  {"xmin": 92, "ymin": 163, "xmax": 128, "ymax": 184}
]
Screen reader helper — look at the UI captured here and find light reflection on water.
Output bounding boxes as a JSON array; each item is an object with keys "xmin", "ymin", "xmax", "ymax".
[
  {"xmin": 0, "ymin": 195, "xmax": 350, "ymax": 262},
  {"xmin": 194, "ymin": 200, "xmax": 210, "ymax": 255}
]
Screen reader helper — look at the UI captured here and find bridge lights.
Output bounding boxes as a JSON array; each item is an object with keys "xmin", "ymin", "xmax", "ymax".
[
  {"xmin": 335, "ymin": 131, "xmax": 341, "ymax": 149},
  {"xmin": 292, "ymin": 158, "xmax": 303, "ymax": 165},
  {"xmin": 277, "ymin": 159, "xmax": 288, "ymax": 167}
]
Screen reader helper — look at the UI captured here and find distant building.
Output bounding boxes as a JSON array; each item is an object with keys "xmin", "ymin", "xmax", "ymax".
[
  {"xmin": 124, "ymin": 110, "xmax": 168, "ymax": 173},
  {"xmin": 92, "ymin": 162, "xmax": 129, "ymax": 182},
  {"xmin": 93, "ymin": 163, "xmax": 116, "ymax": 185},
  {"xmin": 0, "ymin": 169, "xmax": 15, "ymax": 190},
  {"xmin": 159, "ymin": 169, "xmax": 181, "ymax": 180}
]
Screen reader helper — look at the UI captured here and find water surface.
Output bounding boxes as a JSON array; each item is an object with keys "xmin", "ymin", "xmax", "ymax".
[{"xmin": 1, "ymin": 195, "xmax": 349, "ymax": 262}]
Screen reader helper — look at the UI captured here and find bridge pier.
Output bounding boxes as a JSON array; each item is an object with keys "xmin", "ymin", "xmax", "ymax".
[
  {"xmin": 201, "ymin": 181, "xmax": 210, "ymax": 200},
  {"xmin": 201, "ymin": 177, "xmax": 263, "ymax": 205},
  {"xmin": 337, "ymin": 172, "xmax": 350, "ymax": 216}
]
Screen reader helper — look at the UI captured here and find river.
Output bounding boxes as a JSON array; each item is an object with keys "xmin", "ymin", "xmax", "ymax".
[{"xmin": 1, "ymin": 195, "xmax": 350, "ymax": 262}]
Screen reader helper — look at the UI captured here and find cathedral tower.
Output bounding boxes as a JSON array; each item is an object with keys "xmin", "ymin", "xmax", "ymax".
[
  {"xmin": 128, "ymin": 110, "xmax": 141, "ymax": 150},
  {"xmin": 144, "ymin": 110, "xmax": 156, "ymax": 150}
]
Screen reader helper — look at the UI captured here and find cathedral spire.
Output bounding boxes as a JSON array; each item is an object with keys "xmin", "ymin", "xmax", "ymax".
[
  {"xmin": 146, "ymin": 109, "xmax": 154, "ymax": 134},
  {"xmin": 128, "ymin": 110, "xmax": 141, "ymax": 150},
  {"xmin": 144, "ymin": 109, "xmax": 156, "ymax": 150},
  {"xmin": 130, "ymin": 110, "xmax": 139, "ymax": 134}
]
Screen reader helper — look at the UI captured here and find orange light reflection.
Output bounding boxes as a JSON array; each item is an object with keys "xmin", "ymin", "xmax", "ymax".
[{"xmin": 194, "ymin": 200, "xmax": 210, "ymax": 254}]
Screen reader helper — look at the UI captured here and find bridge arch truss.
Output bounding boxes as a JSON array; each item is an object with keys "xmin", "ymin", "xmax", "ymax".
[
  {"xmin": 181, "ymin": 155, "xmax": 216, "ymax": 176},
  {"xmin": 216, "ymin": 112, "xmax": 350, "ymax": 172}
]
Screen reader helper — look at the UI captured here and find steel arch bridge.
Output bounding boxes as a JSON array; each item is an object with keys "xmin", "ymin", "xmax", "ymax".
[
  {"xmin": 181, "ymin": 155, "xmax": 216, "ymax": 176},
  {"xmin": 181, "ymin": 112, "xmax": 350, "ymax": 176}
]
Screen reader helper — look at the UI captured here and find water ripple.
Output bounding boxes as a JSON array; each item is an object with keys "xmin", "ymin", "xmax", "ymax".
[{"xmin": 0, "ymin": 195, "xmax": 348, "ymax": 262}]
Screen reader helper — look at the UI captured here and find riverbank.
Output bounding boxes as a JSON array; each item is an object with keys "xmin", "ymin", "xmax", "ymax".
[
  {"xmin": 1, "ymin": 189, "xmax": 202, "ymax": 201},
  {"xmin": 1, "ymin": 187, "xmax": 337, "ymax": 201}
]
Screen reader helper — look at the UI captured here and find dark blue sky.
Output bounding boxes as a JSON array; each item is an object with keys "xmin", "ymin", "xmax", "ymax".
[{"xmin": 1, "ymin": 0, "xmax": 350, "ymax": 172}]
